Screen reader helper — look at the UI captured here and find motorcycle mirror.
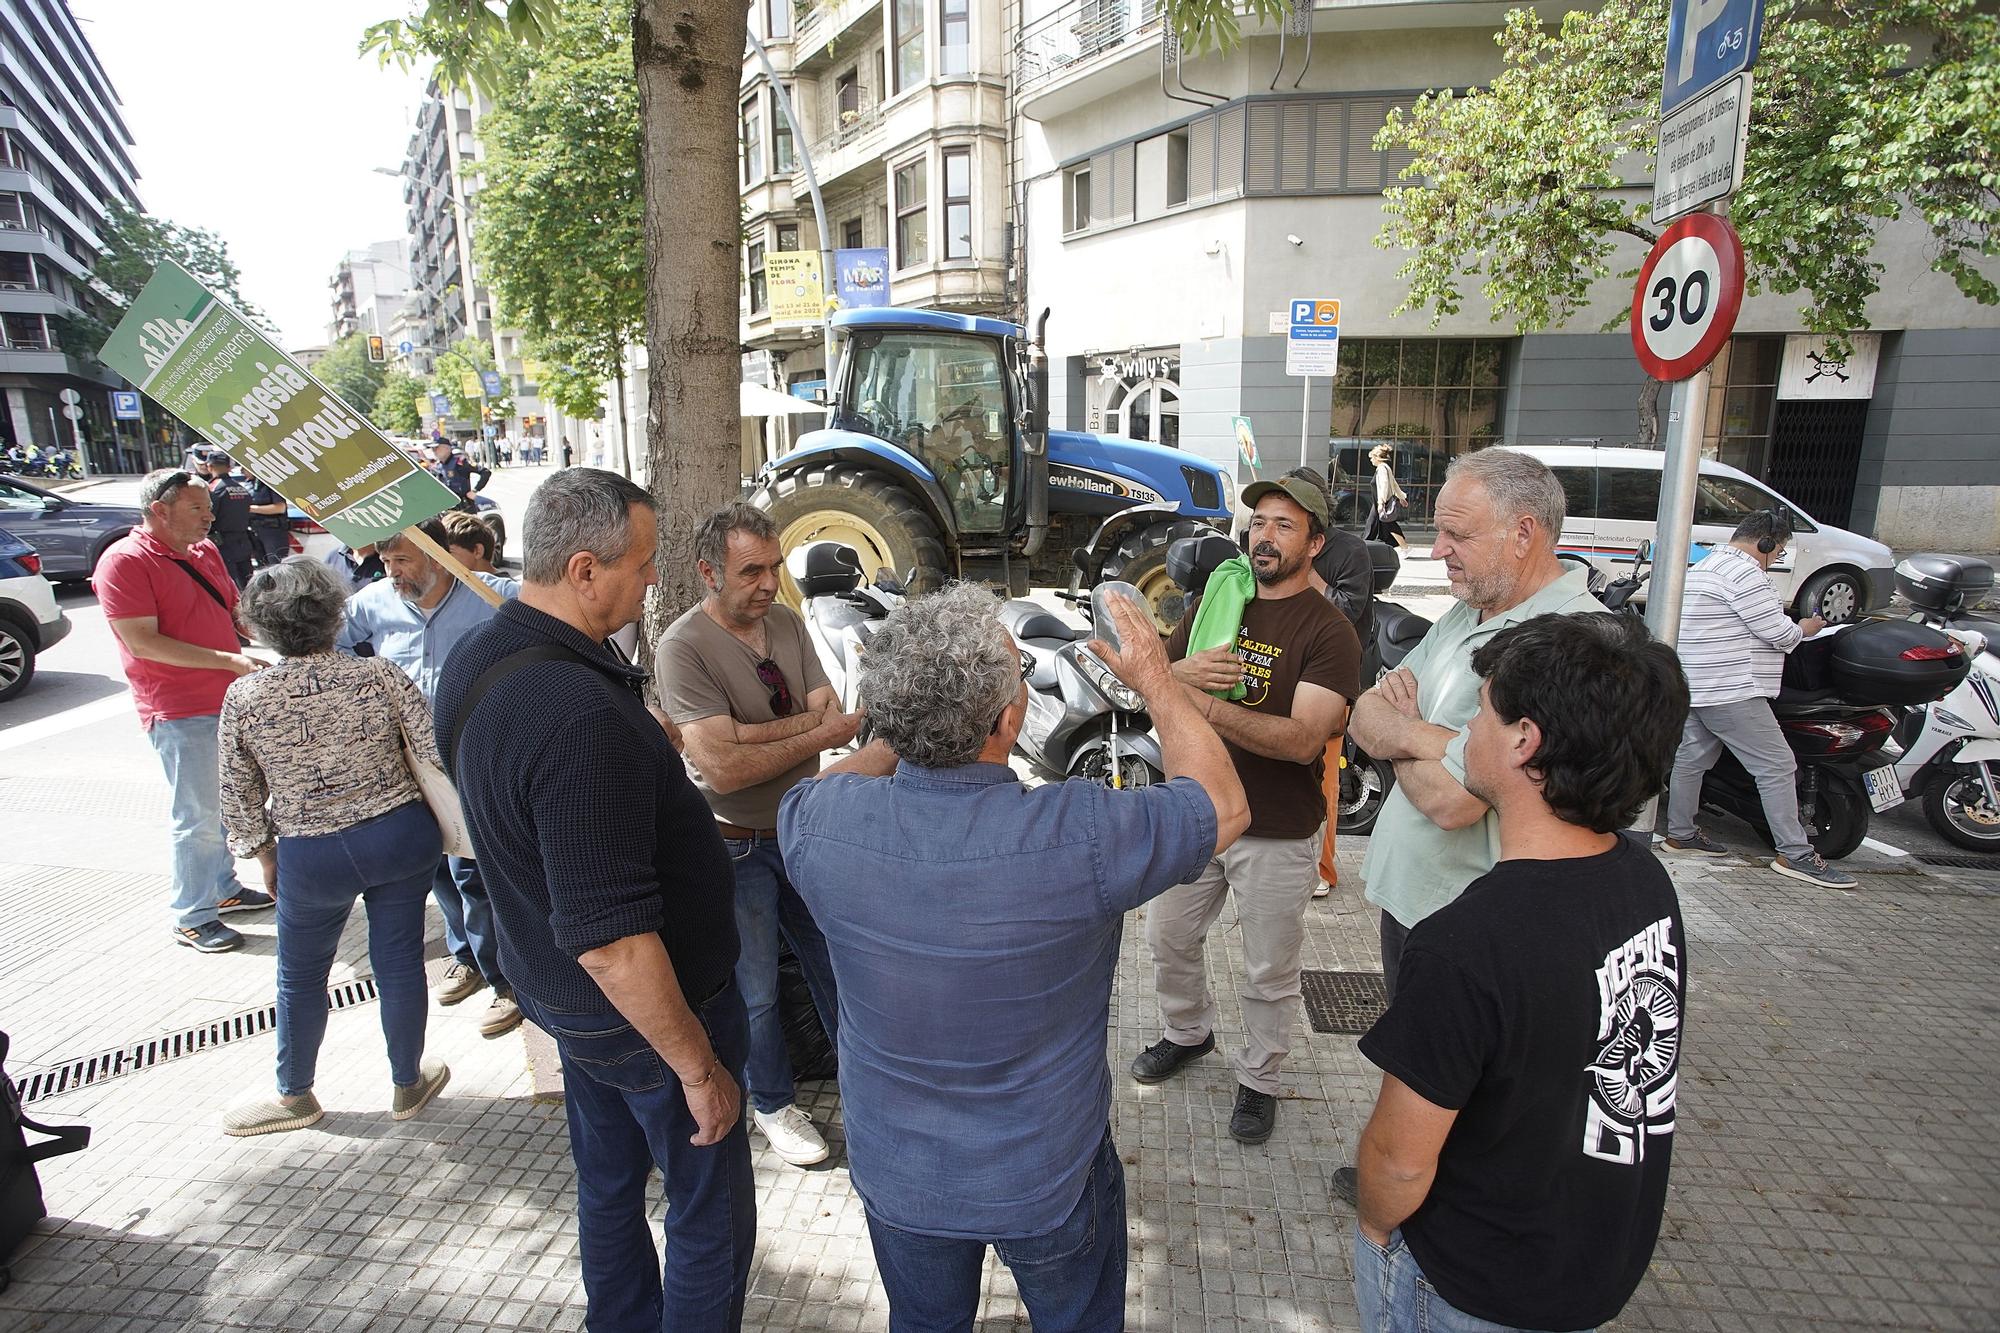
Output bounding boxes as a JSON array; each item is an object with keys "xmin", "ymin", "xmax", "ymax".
[{"xmin": 1635, "ymin": 539, "xmax": 1654, "ymax": 565}]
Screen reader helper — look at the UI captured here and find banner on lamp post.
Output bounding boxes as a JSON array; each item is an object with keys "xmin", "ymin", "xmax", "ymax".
[{"xmin": 768, "ymin": 252, "xmax": 826, "ymax": 326}]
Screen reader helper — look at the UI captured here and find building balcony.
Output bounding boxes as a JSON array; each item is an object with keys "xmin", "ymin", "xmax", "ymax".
[
  {"xmin": 792, "ymin": 0, "xmax": 883, "ymax": 72},
  {"xmin": 0, "ymin": 226, "xmax": 88, "ymax": 282},
  {"xmin": 0, "ymin": 347, "xmax": 118, "ymax": 382},
  {"xmin": 1014, "ymin": 0, "xmax": 1166, "ymax": 116},
  {"xmin": 0, "ymin": 163, "xmax": 104, "ymax": 254}
]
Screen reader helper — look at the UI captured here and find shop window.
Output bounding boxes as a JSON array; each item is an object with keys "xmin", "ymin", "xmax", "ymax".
[{"xmin": 1329, "ymin": 337, "xmax": 1508, "ymax": 525}]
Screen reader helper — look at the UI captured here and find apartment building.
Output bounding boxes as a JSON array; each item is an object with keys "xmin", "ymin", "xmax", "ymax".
[
  {"xmin": 327, "ymin": 240, "xmax": 410, "ymax": 345},
  {"xmin": 1017, "ymin": 0, "xmax": 2000, "ymax": 548},
  {"xmin": 0, "ymin": 0, "xmax": 143, "ymax": 470},
  {"xmin": 399, "ymin": 77, "xmax": 543, "ymax": 443},
  {"xmin": 739, "ymin": 0, "xmax": 1013, "ymax": 426}
]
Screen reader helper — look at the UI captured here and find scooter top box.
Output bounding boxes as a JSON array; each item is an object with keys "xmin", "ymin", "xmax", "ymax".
[
  {"xmin": 1827, "ymin": 620, "xmax": 1970, "ymax": 706},
  {"xmin": 1894, "ymin": 553, "xmax": 1994, "ymax": 615}
]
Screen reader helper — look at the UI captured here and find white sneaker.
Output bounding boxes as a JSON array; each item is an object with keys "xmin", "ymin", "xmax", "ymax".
[
  {"xmin": 753, "ymin": 1104, "xmax": 831, "ymax": 1166},
  {"xmin": 1311, "ymin": 879, "xmax": 1332, "ymax": 899}
]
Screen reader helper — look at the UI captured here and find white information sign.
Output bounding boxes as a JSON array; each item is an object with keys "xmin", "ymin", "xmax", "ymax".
[
  {"xmin": 1653, "ymin": 73, "xmax": 1752, "ymax": 225},
  {"xmin": 1285, "ymin": 297, "xmax": 1341, "ymax": 377}
]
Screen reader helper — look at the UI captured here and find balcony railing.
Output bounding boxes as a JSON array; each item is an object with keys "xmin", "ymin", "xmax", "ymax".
[
  {"xmin": 797, "ymin": 82, "xmax": 887, "ymax": 173},
  {"xmin": 1015, "ymin": 0, "xmax": 1165, "ymax": 96}
]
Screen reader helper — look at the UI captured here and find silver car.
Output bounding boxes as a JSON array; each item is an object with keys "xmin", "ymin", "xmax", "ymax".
[{"xmin": 0, "ymin": 473, "xmax": 143, "ymax": 582}]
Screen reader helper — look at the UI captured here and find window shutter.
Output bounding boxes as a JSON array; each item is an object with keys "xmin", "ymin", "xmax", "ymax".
[
  {"xmin": 1379, "ymin": 96, "xmax": 1420, "ymax": 189},
  {"xmin": 1090, "ymin": 150, "xmax": 1113, "ymax": 223},
  {"xmin": 1245, "ymin": 102, "xmax": 1280, "ymax": 193},
  {"xmin": 1345, "ymin": 97, "xmax": 1388, "ymax": 191},
  {"xmin": 1312, "ymin": 99, "xmax": 1346, "ymax": 190},
  {"xmin": 1280, "ymin": 101, "xmax": 1313, "ymax": 192},
  {"xmin": 1111, "ymin": 143, "xmax": 1136, "ymax": 221},
  {"xmin": 1215, "ymin": 105, "xmax": 1245, "ymax": 199},
  {"xmin": 1185, "ymin": 116, "xmax": 1215, "ymax": 206}
]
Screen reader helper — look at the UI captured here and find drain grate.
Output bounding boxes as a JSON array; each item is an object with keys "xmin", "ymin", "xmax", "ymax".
[
  {"xmin": 14, "ymin": 976, "xmax": 382, "ymax": 1105},
  {"xmin": 1301, "ymin": 970, "xmax": 1388, "ymax": 1035},
  {"xmin": 1916, "ymin": 852, "xmax": 2000, "ymax": 871}
]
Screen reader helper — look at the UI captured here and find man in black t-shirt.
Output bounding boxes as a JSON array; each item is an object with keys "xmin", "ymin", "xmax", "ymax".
[
  {"xmin": 1133, "ymin": 477, "xmax": 1361, "ymax": 1147},
  {"xmin": 1353, "ymin": 613, "xmax": 1690, "ymax": 1332}
]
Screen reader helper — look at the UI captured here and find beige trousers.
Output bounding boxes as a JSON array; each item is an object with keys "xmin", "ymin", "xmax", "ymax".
[{"xmin": 1145, "ymin": 829, "xmax": 1324, "ymax": 1096}]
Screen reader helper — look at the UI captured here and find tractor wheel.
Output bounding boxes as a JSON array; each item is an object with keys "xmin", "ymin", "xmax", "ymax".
[
  {"xmin": 757, "ymin": 464, "xmax": 950, "ymax": 610},
  {"xmin": 1099, "ymin": 521, "xmax": 1211, "ymax": 631}
]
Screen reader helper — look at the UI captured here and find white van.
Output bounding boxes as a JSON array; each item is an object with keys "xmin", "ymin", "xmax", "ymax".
[{"xmin": 1499, "ymin": 445, "xmax": 1895, "ymax": 622}]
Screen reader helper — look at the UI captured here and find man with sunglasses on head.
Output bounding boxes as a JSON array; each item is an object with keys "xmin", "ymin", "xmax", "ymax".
[{"xmin": 658, "ymin": 502, "xmax": 861, "ymax": 1168}]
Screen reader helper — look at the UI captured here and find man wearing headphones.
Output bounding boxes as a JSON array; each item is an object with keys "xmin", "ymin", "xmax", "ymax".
[{"xmin": 1662, "ymin": 510, "xmax": 1857, "ymax": 888}]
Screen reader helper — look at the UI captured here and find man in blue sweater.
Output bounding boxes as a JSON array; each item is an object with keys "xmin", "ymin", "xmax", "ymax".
[{"xmin": 435, "ymin": 470, "xmax": 751, "ymax": 1332}]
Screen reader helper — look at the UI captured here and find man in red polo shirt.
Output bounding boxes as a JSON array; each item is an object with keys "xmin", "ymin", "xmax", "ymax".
[{"xmin": 94, "ymin": 469, "xmax": 272, "ymax": 953}]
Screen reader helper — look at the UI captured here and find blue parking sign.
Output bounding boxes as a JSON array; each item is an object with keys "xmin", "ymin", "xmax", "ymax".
[
  {"xmin": 1662, "ymin": 0, "xmax": 1763, "ymax": 115},
  {"xmin": 110, "ymin": 390, "xmax": 142, "ymax": 420}
]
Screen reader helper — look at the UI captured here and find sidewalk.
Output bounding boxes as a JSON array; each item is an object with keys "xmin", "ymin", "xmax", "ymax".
[{"xmin": 4, "ymin": 793, "xmax": 1997, "ymax": 1330}]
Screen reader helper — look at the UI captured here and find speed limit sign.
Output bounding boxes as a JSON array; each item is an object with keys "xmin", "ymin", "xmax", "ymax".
[{"xmin": 1630, "ymin": 212, "xmax": 1744, "ymax": 381}]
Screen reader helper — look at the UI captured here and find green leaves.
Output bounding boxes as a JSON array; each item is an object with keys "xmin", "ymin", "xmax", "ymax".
[
  {"xmin": 317, "ymin": 335, "xmax": 392, "ymax": 418},
  {"xmin": 1373, "ymin": 0, "xmax": 1999, "ymax": 340},
  {"xmin": 360, "ymin": 0, "xmax": 563, "ymax": 98},
  {"xmin": 372, "ymin": 368, "xmax": 429, "ymax": 435}
]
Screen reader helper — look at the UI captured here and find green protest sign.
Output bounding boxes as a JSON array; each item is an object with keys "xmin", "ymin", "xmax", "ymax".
[{"xmin": 99, "ymin": 260, "xmax": 459, "ymax": 548}]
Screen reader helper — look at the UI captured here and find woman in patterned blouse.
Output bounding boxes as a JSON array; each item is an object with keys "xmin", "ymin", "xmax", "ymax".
[{"xmin": 217, "ymin": 557, "xmax": 451, "ymax": 1136}]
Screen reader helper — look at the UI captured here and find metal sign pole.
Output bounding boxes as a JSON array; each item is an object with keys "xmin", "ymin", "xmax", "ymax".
[
  {"xmin": 1644, "ymin": 368, "xmax": 1709, "ymax": 650},
  {"xmin": 1298, "ymin": 375, "xmax": 1310, "ymax": 469}
]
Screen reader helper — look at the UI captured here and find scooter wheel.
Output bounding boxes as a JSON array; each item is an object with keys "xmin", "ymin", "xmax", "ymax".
[
  {"xmin": 1799, "ymin": 779, "xmax": 1868, "ymax": 861},
  {"xmin": 1337, "ymin": 741, "xmax": 1394, "ymax": 837},
  {"xmin": 1922, "ymin": 771, "xmax": 2000, "ymax": 852}
]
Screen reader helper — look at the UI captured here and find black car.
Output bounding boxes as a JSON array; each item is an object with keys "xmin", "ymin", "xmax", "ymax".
[{"xmin": 0, "ymin": 473, "xmax": 143, "ymax": 581}]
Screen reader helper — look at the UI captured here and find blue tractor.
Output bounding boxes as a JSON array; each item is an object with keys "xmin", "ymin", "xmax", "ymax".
[{"xmin": 752, "ymin": 307, "xmax": 1233, "ymax": 620}]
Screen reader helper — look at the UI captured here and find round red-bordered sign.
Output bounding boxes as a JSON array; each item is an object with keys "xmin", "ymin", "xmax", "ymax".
[{"xmin": 1630, "ymin": 213, "xmax": 1745, "ymax": 381}]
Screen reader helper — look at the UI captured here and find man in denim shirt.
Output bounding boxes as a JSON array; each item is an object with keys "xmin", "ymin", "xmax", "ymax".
[{"xmin": 781, "ymin": 585, "xmax": 1249, "ymax": 1330}]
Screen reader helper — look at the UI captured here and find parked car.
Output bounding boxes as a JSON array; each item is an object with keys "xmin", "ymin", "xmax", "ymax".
[
  {"xmin": 0, "ymin": 524, "xmax": 71, "ymax": 700},
  {"xmin": 0, "ymin": 473, "xmax": 143, "ymax": 582},
  {"xmin": 1500, "ymin": 445, "xmax": 1895, "ymax": 622}
]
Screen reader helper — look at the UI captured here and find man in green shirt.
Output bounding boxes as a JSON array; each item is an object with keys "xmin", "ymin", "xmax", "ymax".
[{"xmin": 1334, "ymin": 448, "xmax": 1601, "ymax": 1205}]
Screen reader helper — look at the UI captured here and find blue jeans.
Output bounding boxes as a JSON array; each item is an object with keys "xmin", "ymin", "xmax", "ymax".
[
  {"xmin": 725, "ymin": 837, "xmax": 838, "ymax": 1116},
  {"xmin": 518, "ymin": 981, "xmax": 756, "ymax": 1332},
  {"xmin": 1353, "ymin": 1227, "xmax": 1589, "ymax": 1333},
  {"xmin": 865, "ymin": 1127, "xmax": 1127, "ymax": 1333},
  {"xmin": 272, "ymin": 801, "xmax": 441, "ymax": 1096},
  {"xmin": 145, "ymin": 713, "xmax": 246, "ymax": 929},
  {"xmin": 432, "ymin": 854, "xmax": 507, "ymax": 988}
]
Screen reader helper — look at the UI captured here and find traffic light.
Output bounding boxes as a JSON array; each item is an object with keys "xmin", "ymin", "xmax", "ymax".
[
  {"xmin": 482, "ymin": 406, "xmax": 494, "ymax": 422},
  {"xmin": 366, "ymin": 335, "xmax": 385, "ymax": 362}
]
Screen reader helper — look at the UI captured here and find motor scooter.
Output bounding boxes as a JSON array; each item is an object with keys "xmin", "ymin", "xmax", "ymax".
[
  {"xmin": 1339, "ymin": 542, "xmax": 1427, "ymax": 835},
  {"xmin": 1883, "ymin": 554, "xmax": 2000, "ymax": 851},
  {"xmin": 1698, "ymin": 618, "xmax": 1968, "ymax": 860},
  {"xmin": 1002, "ymin": 587, "xmax": 1164, "ymax": 788},
  {"xmin": 787, "ymin": 540, "xmax": 906, "ymax": 711}
]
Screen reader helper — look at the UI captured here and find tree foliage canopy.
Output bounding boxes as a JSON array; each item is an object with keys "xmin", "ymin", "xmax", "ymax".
[
  {"xmin": 430, "ymin": 336, "xmax": 510, "ymax": 420},
  {"xmin": 59, "ymin": 200, "xmax": 265, "ymax": 359},
  {"xmin": 362, "ymin": 0, "xmax": 559, "ymax": 96},
  {"xmin": 316, "ymin": 335, "xmax": 390, "ymax": 418},
  {"xmin": 1373, "ymin": 0, "xmax": 1999, "ymax": 339},
  {"xmin": 474, "ymin": 0, "xmax": 643, "ymax": 416},
  {"xmin": 372, "ymin": 367, "xmax": 428, "ymax": 436}
]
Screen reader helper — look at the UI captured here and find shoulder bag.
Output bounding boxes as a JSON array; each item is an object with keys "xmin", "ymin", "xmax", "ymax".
[{"xmin": 377, "ymin": 659, "xmax": 477, "ymax": 860}]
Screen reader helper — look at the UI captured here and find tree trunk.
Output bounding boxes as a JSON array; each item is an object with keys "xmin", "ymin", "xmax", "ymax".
[
  {"xmin": 614, "ymin": 363, "xmax": 632, "ymax": 480},
  {"xmin": 633, "ymin": 0, "xmax": 745, "ymax": 635}
]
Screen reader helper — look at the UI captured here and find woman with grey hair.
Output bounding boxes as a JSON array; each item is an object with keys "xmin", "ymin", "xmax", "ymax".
[{"xmin": 216, "ymin": 556, "xmax": 449, "ymax": 1136}]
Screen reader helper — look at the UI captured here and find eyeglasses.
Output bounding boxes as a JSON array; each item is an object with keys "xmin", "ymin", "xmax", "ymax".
[
  {"xmin": 755, "ymin": 658, "xmax": 795, "ymax": 717},
  {"xmin": 1018, "ymin": 648, "xmax": 1034, "ymax": 680}
]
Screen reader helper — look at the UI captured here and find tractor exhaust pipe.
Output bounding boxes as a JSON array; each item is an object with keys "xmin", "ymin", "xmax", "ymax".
[{"xmin": 1022, "ymin": 307, "xmax": 1052, "ymax": 557}]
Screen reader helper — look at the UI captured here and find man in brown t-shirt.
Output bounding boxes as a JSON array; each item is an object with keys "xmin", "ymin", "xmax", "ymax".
[
  {"xmin": 659, "ymin": 503, "xmax": 861, "ymax": 1168},
  {"xmin": 1132, "ymin": 477, "xmax": 1362, "ymax": 1145}
]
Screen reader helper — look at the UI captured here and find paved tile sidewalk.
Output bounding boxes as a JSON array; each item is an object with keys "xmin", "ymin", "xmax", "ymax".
[{"xmin": 4, "ymin": 835, "xmax": 1997, "ymax": 1331}]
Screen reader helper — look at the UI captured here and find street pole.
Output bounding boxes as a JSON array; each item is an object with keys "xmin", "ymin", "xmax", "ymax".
[
  {"xmin": 747, "ymin": 31, "xmax": 838, "ymax": 380},
  {"xmin": 1299, "ymin": 375, "xmax": 1310, "ymax": 470},
  {"xmin": 1643, "ymin": 367, "xmax": 1709, "ymax": 650}
]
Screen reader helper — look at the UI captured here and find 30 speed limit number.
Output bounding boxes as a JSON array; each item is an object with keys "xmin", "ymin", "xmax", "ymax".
[{"xmin": 1630, "ymin": 212, "xmax": 1745, "ymax": 382}]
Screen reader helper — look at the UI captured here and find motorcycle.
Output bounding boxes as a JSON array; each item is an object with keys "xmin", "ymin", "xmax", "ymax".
[
  {"xmin": 1340, "ymin": 541, "xmax": 1428, "ymax": 836},
  {"xmin": 1002, "ymin": 586, "xmax": 1164, "ymax": 789},
  {"xmin": 1882, "ymin": 554, "xmax": 2000, "ymax": 851},
  {"xmin": 1698, "ymin": 617, "xmax": 1969, "ymax": 861},
  {"xmin": 788, "ymin": 540, "xmax": 907, "ymax": 711}
]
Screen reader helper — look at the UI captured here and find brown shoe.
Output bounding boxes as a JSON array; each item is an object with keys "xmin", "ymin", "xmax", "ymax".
[{"xmin": 479, "ymin": 990, "xmax": 522, "ymax": 1037}]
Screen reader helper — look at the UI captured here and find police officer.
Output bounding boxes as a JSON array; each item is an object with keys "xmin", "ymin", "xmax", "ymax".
[
  {"xmin": 248, "ymin": 473, "xmax": 291, "ymax": 568},
  {"xmin": 202, "ymin": 453, "xmax": 258, "ymax": 587},
  {"xmin": 428, "ymin": 439, "xmax": 492, "ymax": 514}
]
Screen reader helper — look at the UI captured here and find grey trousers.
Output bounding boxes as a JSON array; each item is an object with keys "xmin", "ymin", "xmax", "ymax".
[
  {"xmin": 1146, "ymin": 829, "xmax": 1323, "ymax": 1096},
  {"xmin": 1666, "ymin": 697, "xmax": 1813, "ymax": 860}
]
